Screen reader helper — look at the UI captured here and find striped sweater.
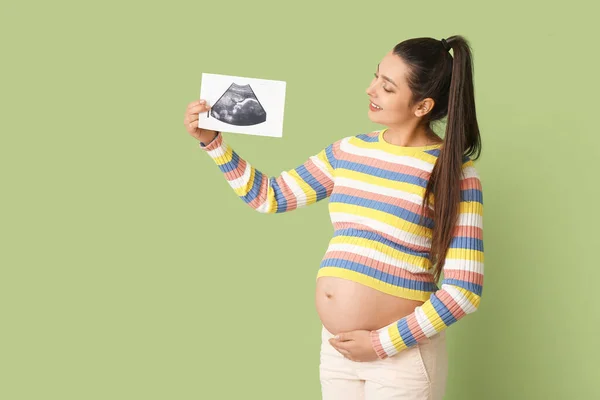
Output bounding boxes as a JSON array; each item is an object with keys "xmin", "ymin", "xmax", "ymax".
[{"xmin": 199, "ymin": 129, "xmax": 484, "ymax": 359}]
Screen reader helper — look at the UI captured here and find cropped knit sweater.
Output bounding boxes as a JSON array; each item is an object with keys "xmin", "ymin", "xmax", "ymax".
[{"xmin": 199, "ymin": 129, "xmax": 484, "ymax": 359}]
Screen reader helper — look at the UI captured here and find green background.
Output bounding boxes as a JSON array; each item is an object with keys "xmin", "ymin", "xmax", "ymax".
[{"xmin": 2, "ymin": 0, "xmax": 598, "ymax": 399}]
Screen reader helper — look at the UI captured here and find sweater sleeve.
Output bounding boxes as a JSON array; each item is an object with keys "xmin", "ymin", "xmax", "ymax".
[
  {"xmin": 198, "ymin": 132, "xmax": 337, "ymax": 213},
  {"xmin": 369, "ymin": 159, "xmax": 484, "ymax": 359}
]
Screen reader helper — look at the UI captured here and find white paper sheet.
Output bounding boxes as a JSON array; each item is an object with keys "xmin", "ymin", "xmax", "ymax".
[{"xmin": 198, "ymin": 73, "xmax": 286, "ymax": 138}]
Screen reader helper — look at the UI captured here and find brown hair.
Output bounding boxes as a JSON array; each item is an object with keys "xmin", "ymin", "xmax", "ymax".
[{"xmin": 393, "ymin": 35, "xmax": 482, "ymax": 283}]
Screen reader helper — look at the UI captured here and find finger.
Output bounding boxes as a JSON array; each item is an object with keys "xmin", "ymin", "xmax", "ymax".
[
  {"xmin": 187, "ymin": 113, "xmax": 199, "ymax": 124},
  {"xmin": 330, "ymin": 340, "xmax": 352, "ymax": 351},
  {"xmin": 332, "ymin": 346, "xmax": 350, "ymax": 357},
  {"xmin": 188, "ymin": 99, "xmax": 203, "ymax": 109},
  {"xmin": 187, "ymin": 100, "xmax": 210, "ymax": 111},
  {"xmin": 189, "ymin": 104, "xmax": 211, "ymax": 114}
]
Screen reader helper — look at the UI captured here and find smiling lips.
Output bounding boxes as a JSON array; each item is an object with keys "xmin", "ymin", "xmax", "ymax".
[{"xmin": 369, "ymin": 101, "xmax": 383, "ymax": 111}]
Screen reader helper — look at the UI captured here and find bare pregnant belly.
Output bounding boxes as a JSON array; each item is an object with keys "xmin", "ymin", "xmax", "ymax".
[{"xmin": 315, "ymin": 276, "xmax": 425, "ymax": 335}]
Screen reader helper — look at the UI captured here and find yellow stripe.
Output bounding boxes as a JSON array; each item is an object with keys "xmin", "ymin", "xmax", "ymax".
[
  {"xmin": 329, "ymin": 203, "xmax": 432, "ymax": 239},
  {"xmin": 232, "ymin": 167, "xmax": 255, "ymax": 197},
  {"xmin": 421, "ymin": 301, "xmax": 448, "ymax": 331},
  {"xmin": 459, "ymin": 201, "xmax": 483, "ymax": 215},
  {"xmin": 214, "ymin": 145, "xmax": 234, "ymax": 166},
  {"xmin": 264, "ymin": 179, "xmax": 276, "ymax": 213},
  {"xmin": 445, "ymin": 248, "xmax": 484, "ymax": 262},
  {"xmin": 387, "ymin": 325, "xmax": 409, "ymax": 353},
  {"xmin": 315, "ymin": 148, "xmax": 334, "ymax": 175},
  {"xmin": 457, "ymin": 287, "xmax": 481, "ymax": 308},
  {"xmin": 348, "ymin": 136, "xmax": 441, "ymax": 164},
  {"xmin": 327, "ymin": 236, "xmax": 432, "ymax": 270},
  {"xmin": 316, "ymin": 267, "xmax": 432, "ymax": 301}
]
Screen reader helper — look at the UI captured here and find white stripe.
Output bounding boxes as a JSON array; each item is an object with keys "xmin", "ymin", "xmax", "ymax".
[
  {"xmin": 335, "ymin": 177, "xmax": 433, "ymax": 209},
  {"xmin": 309, "ymin": 155, "xmax": 333, "ymax": 181},
  {"xmin": 280, "ymin": 171, "xmax": 307, "ymax": 207},
  {"xmin": 461, "ymin": 165, "xmax": 480, "ymax": 180},
  {"xmin": 442, "ymin": 258, "xmax": 484, "ymax": 274},
  {"xmin": 442, "ymin": 284, "xmax": 478, "ymax": 314},
  {"xmin": 378, "ymin": 327, "xmax": 395, "ymax": 356},
  {"xmin": 330, "ymin": 212, "xmax": 431, "ymax": 248},
  {"xmin": 340, "ymin": 139, "xmax": 436, "ymax": 173},
  {"xmin": 206, "ymin": 141, "xmax": 228, "ymax": 159},
  {"xmin": 325, "ymin": 243, "xmax": 429, "ymax": 273},
  {"xmin": 457, "ymin": 212, "xmax": 483, "ymax": 228},
  {"xmin": 255, "ymin": 178, "xmax": 272, "ymax": 213},
  {"xmin": 228, "ymin": 162, "xmax": 252, "ymax": 190},
  {"xmin": 415, "ymin": 306, "xmax": 438, "ymax": 337}
]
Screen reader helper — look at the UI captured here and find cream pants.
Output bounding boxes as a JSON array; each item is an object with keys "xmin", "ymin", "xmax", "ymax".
[{"xmin": 319, "ymin": 325, "xmax": 448, "ymax": 400}]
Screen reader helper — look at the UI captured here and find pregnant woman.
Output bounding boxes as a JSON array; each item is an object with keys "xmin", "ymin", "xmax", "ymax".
[{"xmin": 183, "ymin": 35, "xmax": 484, "ymax": 400}]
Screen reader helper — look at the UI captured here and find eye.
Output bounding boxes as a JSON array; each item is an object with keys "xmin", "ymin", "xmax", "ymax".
[{"xmin": 374, "ymin": 73, "xmax": 393, "ymax": 93}]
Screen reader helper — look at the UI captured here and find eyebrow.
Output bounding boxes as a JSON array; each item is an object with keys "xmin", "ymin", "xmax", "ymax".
[{"xmin": 377, "ymin": 63, "xmax": 398, "ymax": 87}]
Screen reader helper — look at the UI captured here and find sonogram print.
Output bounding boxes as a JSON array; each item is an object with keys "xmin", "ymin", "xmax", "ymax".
[{"xmin": 209, "ymin": 83, "xmax": 267, "ymax": 126}]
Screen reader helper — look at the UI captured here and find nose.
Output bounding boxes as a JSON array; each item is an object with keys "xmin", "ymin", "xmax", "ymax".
[{"xmin": 366, "ymin": 83, "xmax": 375, "ymax": 97}]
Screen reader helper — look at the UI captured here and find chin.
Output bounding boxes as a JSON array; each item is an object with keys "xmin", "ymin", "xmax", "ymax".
[{"xmin": 367, "ymin": 112, "xmax": 384, "ymax": 124}]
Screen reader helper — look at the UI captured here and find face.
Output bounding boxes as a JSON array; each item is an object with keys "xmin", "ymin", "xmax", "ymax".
[{"xmin": 366, "ymin": 50, "xmax": 432, "ymax": 126}]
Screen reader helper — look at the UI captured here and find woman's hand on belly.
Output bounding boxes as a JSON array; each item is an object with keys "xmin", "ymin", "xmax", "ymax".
[{"xmin": 328, "ymin": 330, "xmax": 379, "ymax": 362}]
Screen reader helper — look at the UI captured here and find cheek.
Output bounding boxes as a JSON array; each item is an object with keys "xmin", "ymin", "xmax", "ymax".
[{"xmin": 384, "ymin": 96, "xmax": 407, "ymax": 114}]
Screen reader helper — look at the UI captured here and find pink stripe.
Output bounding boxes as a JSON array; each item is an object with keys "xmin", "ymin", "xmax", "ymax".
[
  {"xmin": 204, "ymin": 132, "xmax": 223, "ymax": 151},
  {"xmin": 224, "ymin": 158, "xmax": 247, "ymax": 182},
  {"xmin": 454, "ymin": 225, "xmax": 483, "ymax": 239},
  {"xmin": 322, "ymin": 250, "xmax": 435, "ymax": 282},
  {"xmin": 406, "ymin": 314, "xmax": 426, "ymax": 342},
  {"xmin": 461, "ymin": 176, "xmax": 482, "ymax": 190},
  {"xmin": 337, "ymin": 149, "xmax": 434, "ymax": 176},
  {"xmin": 370, "ymin": 330, "xmax": 387, "ymax": 359},
  {"xmin": 274, "ymin": 176, "xmax": 297, "ymax": 212},
  {"xmin": 305, "ymin": 159, "xmax": 334, "ymax": 195},
  {"xmin": 437, "ymin": 290, "xmax": 467, "ymax": 320},
  {"xmin": 444, "ymin": 270, "xmax": 484, "ymax": 286}
]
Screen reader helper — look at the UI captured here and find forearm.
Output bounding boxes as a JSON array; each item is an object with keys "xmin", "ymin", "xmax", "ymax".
[
  {"xmin": 370, "ymin": 278, "xmax": 482, "ymax": 359},
  {"xmin": 199, "ymin": 132, "xmax": 336, "ymax": 213}
]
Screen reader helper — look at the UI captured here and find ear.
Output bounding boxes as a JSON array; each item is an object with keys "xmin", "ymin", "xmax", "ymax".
[{"xmin": 414, "ymin": 98, "xmax": 435, "ymax": 117}]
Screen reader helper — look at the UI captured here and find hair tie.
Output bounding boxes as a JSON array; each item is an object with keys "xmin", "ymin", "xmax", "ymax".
[{"xmin": 441, "ymin": 38, "xmax": 451, "ymax": 52}]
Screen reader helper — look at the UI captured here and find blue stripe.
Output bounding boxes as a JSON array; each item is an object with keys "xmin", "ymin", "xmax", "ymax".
[
  {"xmin": 356, "ymin": 133, "xmax": 379, "ymax": 142},
  {"xmin": 449, "ymin": 236, "xmax": 484, "ymax": 252},
  {"xmin": 462, "ymin": 189, "xmax": 483, "ymax": 203},
  {"xmin": 336, "ymin": 160, "xmax": 430, "ymax": 187},
  {"xmin": 239, "ymin": 169, "xmax": 262, "ymax": 204},
  {"xmin": 431, "ymin": 294, "xmax": 458, "ymax": 325},
  {"xmin": 333, "ymin": 228, "xmax": 430, "ymax": 257},
  {"xmin": 443, "ymin": 278, "xmax": 483, "ymax": 296},
  {"xmin": 218, "ymin": 151, "xmax": 241, "ymax": 173},
  {"xmin": 330, "ymin": 194, "xmax": 434, "ymax": 228},
  {"xmin": 270, "ymin": 178, "xmax": 286, "ymax": 213},
  {"xmin": 319, "ymin": 258, "xmax": 438, "ymax": 292},
  {"xmin": 425, "ymin": 149, "xmax": 441, "ymax": 157},
  {"xmin": 296, "ymin": 165, "xmax": 328, "ymax": 202},
  {"xmin": 325, "ymin": 144, "xmax": 336, "ymax": 169},
  {"xmin": 397, "ymin": 318, "xmax": 418, "ymax": 347}
]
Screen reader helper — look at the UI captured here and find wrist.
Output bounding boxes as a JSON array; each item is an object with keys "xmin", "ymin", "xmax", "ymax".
[
  {"xmin": 370, "ymin": 330, "xmax": 389, "ymax": 360},
  {"xmin": 199, "ymin": 131, "xmax": 219, "ymax": 147}
]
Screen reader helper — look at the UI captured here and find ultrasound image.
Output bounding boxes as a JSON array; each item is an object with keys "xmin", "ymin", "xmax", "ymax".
[{"xmin": 209, "ymin": 83, "xmax": 267, "ymax": 126}]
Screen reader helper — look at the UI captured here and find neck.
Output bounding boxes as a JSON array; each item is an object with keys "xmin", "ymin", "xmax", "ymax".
[{"xmin": 383, "ymin": 123, "xmax": 442, "ymax": 147}]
